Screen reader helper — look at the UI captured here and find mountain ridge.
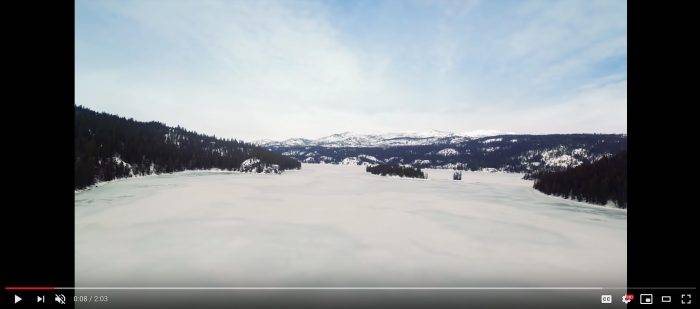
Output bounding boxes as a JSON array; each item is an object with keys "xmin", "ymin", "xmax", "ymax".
[
  {"xmin": 262, "ymin": 133, "xmax": 627, "ymax": 173},
  {"xmin": 256, "ymin": 130, "xmax": 515, "ymax": 148}
]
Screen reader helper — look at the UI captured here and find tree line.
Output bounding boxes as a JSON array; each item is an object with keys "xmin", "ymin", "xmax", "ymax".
[
  {"xmin": 366, "ymin": 164, "xmax": 426, "ymax": 179},
  {"xmin": 75, "ymin": 105, "xmax": 300, "ymax": 190},
  {"xmin": 526, "ymin": 151, "xmax": 627, "ymax": 208}
]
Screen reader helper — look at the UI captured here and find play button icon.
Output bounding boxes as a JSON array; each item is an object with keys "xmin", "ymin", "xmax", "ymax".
[{"xmin": 14, "ymin": 295, "xmax": 22, "ymax": 304}]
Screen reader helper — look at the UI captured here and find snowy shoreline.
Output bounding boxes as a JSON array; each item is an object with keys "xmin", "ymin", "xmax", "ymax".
[
  {"xmin": 74, "ymin": 168, "xmax": 291, "ymax": 194},
  {"xmin": 75, "ymin": 163, "xmax": 625, "ymax": 210}
]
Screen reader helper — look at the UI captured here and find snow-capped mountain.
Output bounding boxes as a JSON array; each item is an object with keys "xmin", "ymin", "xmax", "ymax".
[
  {"xmin": 256, "ymin": 130, "xmax": 511, "ymax": 148},
  {"xmin": 262, "ymin": 133, "xmax": 627, "ymax": 173}
]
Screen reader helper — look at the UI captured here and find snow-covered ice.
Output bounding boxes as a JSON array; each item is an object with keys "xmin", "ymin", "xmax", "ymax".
[{"xmin": 75, "ymin": 164, "xmax": 626, "ymax": 287}]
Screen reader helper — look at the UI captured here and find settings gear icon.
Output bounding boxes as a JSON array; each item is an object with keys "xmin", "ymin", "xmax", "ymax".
[{"xmin": 622, "ymin": 293, "xmax": 634, "ymax": 304}]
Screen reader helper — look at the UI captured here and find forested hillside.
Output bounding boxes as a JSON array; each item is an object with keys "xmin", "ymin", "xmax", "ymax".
[
  {"xmin": 266, "ymin": 134, "xmax": 626, "ymax": 172},
  {"xmin": 75, "ymin": 106, "xmax": 300, "ymax": 190},
  {"xmin": 526, "ymin": 151, "xmax": 627, "ymax": 208}
]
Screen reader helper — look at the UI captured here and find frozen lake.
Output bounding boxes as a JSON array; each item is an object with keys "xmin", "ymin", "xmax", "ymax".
[{"xmin": 75, "ymin": 163, "xmax": 626, "ymax": 287}]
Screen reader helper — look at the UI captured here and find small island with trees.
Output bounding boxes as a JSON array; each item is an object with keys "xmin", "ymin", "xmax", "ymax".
[{"xmin": 366, "ymin": 164, "xmax": 426, "ymax": 179}]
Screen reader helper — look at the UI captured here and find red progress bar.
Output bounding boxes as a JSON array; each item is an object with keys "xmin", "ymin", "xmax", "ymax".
[{"xmin": 5, "ymin": 287, "xmax": 56, "ymax": 291}]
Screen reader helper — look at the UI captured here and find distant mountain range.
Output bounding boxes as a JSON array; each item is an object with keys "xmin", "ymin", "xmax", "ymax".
[
  {"xmin": 260, "ymin": 132, "xmax": 627, "ymax": 173},
  {"xmin": 74, "ymin": 103, "xmax": 627, "ymax": 190},
  {"xmin": 255, "ymin": 130, "xmax": 510, "ymax": 148}
]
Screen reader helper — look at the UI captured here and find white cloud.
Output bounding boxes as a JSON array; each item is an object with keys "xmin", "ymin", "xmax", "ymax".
[
  {"xmin": 76, "ymin": 0, "xmax": 626, "ymax": 140},
  {"xmin": 78, "ymin": 0, "xmax": 409, "ymax": 138}
]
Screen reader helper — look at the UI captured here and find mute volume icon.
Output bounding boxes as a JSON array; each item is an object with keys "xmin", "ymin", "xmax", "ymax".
[{"xmin": 54, "ymin": 294, "xmax": 66, "ymax": 304}]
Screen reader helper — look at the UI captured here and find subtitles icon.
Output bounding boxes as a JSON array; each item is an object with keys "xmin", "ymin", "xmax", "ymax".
[{"xmin": 601, "ymin": 295, "xmax": 612, "ymax": 304}]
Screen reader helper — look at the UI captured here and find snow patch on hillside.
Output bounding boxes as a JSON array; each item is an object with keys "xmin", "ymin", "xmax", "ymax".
[
  {"xmin": 541, "ymin": 149, "xmax": 582, "ymax": 168},
  {"xmin": 357, "ymin": 154, "xmax": 379, "ymax": 162},
  {"xmin": 437, "ymin": 148, "xmax": 459, "ymax": 156},
  {"xmin": 240, "ymin": 158, "xmax": 260, "ymax": 170},
  {"xmin": 482, "ymin": 138, "xmax": 503, "ymax": 144},
  {"xmin": 341, "ymin": 157, "xmax": 360, "ymax": 165},
  {"xmin": 572, "ymin": 148, "xmax": 588, "ymax": 156}
]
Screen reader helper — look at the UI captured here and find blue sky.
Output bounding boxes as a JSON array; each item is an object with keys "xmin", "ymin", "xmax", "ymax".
[{"xmin": 76, "ymin": 0, "xmax": 626, "ymax": 140}]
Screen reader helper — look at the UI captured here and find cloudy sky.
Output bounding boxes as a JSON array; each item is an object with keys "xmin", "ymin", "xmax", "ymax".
[{"xmin": 76, "ymin": 0, "xmax": 626, "ymax": 140}]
